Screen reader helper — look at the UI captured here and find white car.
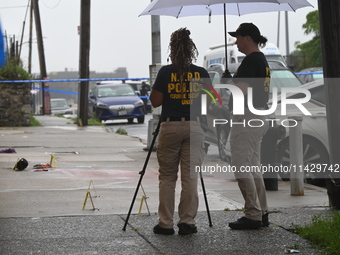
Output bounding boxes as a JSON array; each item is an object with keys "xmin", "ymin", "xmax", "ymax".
[{"xmin": 274, "ymin": 79, "xmax": 329, "ymax": 185}]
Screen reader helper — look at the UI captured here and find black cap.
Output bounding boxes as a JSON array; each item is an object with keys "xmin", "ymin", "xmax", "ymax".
[{"xmin": 228, "ymin": 23, "xmax": 261, "ymax": 41}]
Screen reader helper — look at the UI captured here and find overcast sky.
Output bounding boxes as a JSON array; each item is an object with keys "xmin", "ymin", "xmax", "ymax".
[{"xmin": 1, "ymin": 0, "xmax": 317, "ymax": 78}]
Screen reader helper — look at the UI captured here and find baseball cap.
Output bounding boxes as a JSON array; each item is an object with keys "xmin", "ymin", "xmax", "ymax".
[{"xmin": 228, "ymin": 23, "xmax": 261, "ymax": 41}]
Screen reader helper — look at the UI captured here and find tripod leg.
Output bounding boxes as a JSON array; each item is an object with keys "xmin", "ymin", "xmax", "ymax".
[
  {"xmin": 122, "ymin": 173, "xmax": 144, "ymax": 231},
  {"xmin": 122, "ymin": 118, "xmax": 161, "ymax": 231},
  {"xmin": 199, "ymin": 170, "xmax": 213, "ymax": 227}
]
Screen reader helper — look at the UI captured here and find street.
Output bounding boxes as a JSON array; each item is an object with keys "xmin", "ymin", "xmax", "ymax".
[{"xmin": 104, "ymin": 113, "xmax": 222, "ymax": 161}]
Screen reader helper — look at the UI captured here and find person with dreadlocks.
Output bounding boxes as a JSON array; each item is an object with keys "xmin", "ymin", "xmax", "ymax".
[{"xmin": 150, "ymin": 28, "xmax": 211, "ymax": 235}]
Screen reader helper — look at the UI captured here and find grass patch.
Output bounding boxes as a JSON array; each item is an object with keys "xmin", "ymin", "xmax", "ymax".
[
  {"xmin": 87, "ymin": 118, "xmax": 104, "ymax": 126},
  {"xmin": 67, "ymin": 117, "xmax": 103, "ymax": 126},
  {"xmin": 116, "ymin": 127, "xmax": 127, "ymax": 135},
  {"xmin": 294, "ymin": 211, "xmax": 340, "ymax": 255},
  {"xmin": 223, "ymin": 207, "xmax": 244, "ymax": 211},
  {"xmin": 29, "ymin": 116, "xmax": 41, "ymax": 126}
]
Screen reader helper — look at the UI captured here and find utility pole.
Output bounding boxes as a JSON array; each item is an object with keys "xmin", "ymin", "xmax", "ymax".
[
  {"xmin": 32, "ymin": 0, "xmax": 50, "ymax": 114},
  {"xmin": 277, "ymin": 12, "xmax": 280, "ymax": 48},
  {"xmin": 285, "ymin": 11, "xmax": 290, "ymax": 66},
  {"xmin": 145, "ymin": 6, "xmax": 162, "ymax": 151},
  {"xmin": 151, "ymin": 15, "xmax": 161, "ymax": 64},
  {"xmin": 318, "ymin": 0, "xmax": 340, "ymax": 209},
  {"xmin": 18, "ymin": 2, "xmax": 30, "ymax": 64},
  {"xmin": 78, "ymin": 0, "xmax": 91, "ymax": 126},
  {"xmin": 28, "ymin": 3, "xmax": 33, "ymax": 75}
]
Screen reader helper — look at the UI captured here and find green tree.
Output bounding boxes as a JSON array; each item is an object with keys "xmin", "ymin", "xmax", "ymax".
[{"xmin": 293, "ymin": 10, "xmax": 322, "ymax": 71}]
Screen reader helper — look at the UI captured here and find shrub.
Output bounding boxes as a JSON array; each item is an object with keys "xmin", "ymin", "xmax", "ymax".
[{"xmin": 0, "ymin": 59, "xmax": 31, "ymax": 80}]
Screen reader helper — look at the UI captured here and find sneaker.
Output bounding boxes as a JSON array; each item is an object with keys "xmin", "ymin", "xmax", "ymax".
[
  {"xmin": 229, "ymin": 217, "xmax": 263, "ymax": 230},
  {"xmin": 178, "ymin": 223, "xmax": 197, "ymax": 235},
  {"xmin": 153, "ymin": 224, "xmax": 174, "ymax": 235},
  {"xmin": 262, "ymin": 213, "xmax": 270, "ymax": 227}
]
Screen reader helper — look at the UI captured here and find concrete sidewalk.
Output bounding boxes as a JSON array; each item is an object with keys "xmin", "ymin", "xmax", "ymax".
[{"xmin": 0, "ymin": 115, "xmax": 331, "ymax": 254}]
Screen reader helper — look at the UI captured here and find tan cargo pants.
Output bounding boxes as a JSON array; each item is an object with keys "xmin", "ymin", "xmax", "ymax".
[
  {"xmin": 157, "ymin": 120, "xmax": 205, "ymax": 229},
  {"xmin": 230, "ymin": 108, "xmax": 269, "ymax": 221}
]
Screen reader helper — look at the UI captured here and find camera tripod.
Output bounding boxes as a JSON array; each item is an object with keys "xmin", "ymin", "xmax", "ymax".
[{"xmin": 122, "ymin": 117, "xmax": 212, "ymax": 231}]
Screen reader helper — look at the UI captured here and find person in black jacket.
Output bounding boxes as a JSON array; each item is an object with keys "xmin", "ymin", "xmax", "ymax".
[{"xmin": 226, "ymin": 23, "xmax": 271, "ymax": 230}]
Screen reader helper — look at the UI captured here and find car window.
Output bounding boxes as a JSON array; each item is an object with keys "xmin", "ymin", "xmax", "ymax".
[
  {"xmin": 265, "ymin": 55, "xmax": 286, "ymax": 64},
  {"xmin": 313, "ymin": 73, "xmax": 323, "ymax": 80},
  {"xmin": 237, "ymin": 56, "xmax": 245, "ymax": 63},
  {"xmin": 284, "ymin": 84, "xmax": 325, "ymax": 106},
  {"xmin": 270, "ymin": 70, "xmax": 302, "ymax": 93},
  {"xmin": 89, "ymin": 89, "xmax": 95, "ymax": 97},
  {"xmin": 51, "ymin": 100, "xmax": 68, "ymax": 108},
  {"xmin": 310, "ymin": 85, "xmax": 326, "ymax": 105},
  {"xmin": 97, "ymin": 86, "xmax": 135, "ymax": 97}
]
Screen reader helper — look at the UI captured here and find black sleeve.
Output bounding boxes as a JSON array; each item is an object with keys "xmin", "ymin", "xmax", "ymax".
[{"xmin": 236, "ymin": 57, "xmax": 258, "ymax": 78}]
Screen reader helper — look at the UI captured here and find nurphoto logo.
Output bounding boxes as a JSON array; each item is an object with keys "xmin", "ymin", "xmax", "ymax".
[{"xmin": 201, "ymin": 84, "xmax": 312, "ymax": 128}]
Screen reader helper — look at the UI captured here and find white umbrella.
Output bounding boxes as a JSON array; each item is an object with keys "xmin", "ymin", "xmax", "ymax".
[
  {"xmin": 139, "ymin": 0, "xmax": 312, "ymax": 18},
  {"xmin": 142, "ymin": 0, "xmax": 279, "ymax": 15},
  {"xmin": 140, "ymin": 0, "xmax": 313, "ymax": 17},
  {"xmin": 140, "ymin": 0, "xmax": 313, "ymax": 72}
]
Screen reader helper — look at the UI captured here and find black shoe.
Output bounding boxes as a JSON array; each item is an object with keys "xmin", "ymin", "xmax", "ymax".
[
  {"xmin": 229, "ymin": 217, "xmax": 263, "ymax": 230},
  {"xmin": 178, "ymin": 223, "xmax": 197, "ymax": 235},
  {"xmin": 262, "ymin": 213, "xmax": 270, "ymax": 227},
  {"xmin": 153, "ymin": 224, "xmax": 174, "ymax": 235}
]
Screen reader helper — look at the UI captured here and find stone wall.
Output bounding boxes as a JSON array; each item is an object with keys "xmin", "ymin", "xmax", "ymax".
[{"xmin": 0, "ymin": 82, "xmax": 31, "ymax": 126}]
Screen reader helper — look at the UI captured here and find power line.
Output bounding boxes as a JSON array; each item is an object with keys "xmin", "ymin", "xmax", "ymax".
[
  {"xmin": 18, "ymin": 0, "xmax": 31, "ymax": 60},
  {"xmin": 0, "ymin": 6, "xmax": 27, "ymax": 9}
]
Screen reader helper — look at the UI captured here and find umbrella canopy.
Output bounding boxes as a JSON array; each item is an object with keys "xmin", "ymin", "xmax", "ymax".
[
  {"xmin": 140, "ymin": 0, "xmax": 313, "ymax": 17},
  {"xmin": 140, "ymin": 0, "xmax": 313, "ymax": 72}
]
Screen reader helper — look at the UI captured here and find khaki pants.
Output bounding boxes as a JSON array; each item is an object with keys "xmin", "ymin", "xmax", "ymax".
[
  {"xmin": 157, "ymin": 120, "xmax": 205, "ymax": 229},
  {"xmin": 230, "ymin": 108, "xmax": 269, "ymax": 221}
]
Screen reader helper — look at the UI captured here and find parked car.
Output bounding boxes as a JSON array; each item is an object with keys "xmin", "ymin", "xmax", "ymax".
[
  {"xmin": 273, "ymin": 79, "xmax": 328, "ymax": 185},
  {"xmin": 96, "ymin": 80, "xmax": 152, "ymax": 113},
  {"xmin": 88, "ymin": 83, "xmax": 145, "ymax": 123},
  {"xmin": 296, "ymin": 67, "xmax": 323, "ymax": 84},
  {"xmin": 50, "ymin": 98, "xmax": 73, "ymax": 115},
  {"xmin": 204, "ymin": 61, "xmax": 303, "ymax": 162}
]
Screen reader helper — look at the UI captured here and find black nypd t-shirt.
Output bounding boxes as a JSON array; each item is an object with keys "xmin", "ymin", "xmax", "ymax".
[
  {"xmin": 229, "ymin": 52, "xmax": 270, "ymax": 111},
  {"xmin": 152, "ymin": 64, "xmax": 211, "ymax": 118}
]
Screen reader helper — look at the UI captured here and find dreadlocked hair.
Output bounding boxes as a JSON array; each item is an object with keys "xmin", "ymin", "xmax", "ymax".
[{"xmin": 169, "ymin": 28, "xmax": 199, "ymax": 80}]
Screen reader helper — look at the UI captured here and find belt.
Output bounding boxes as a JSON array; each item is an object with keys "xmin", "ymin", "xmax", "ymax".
[{"xmin": 161, "ymin": 116, "xmax": 199, "ymax": 122}]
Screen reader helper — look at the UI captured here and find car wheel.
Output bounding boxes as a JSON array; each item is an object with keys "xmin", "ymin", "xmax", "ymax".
[
  {"xmin": 128, "ymin": 118, "xmax": 134, "ymax": 124},
  {"xmin": 137, "ymin": 116, "xmax": 145, "ymax": 124},
  {"xmin": 217, "ymin": 124, "xmax": 231, "ymax": 163},
  {"xmin": 278, "ymin": 136, "xmax": 329, "ymax": 185}
]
